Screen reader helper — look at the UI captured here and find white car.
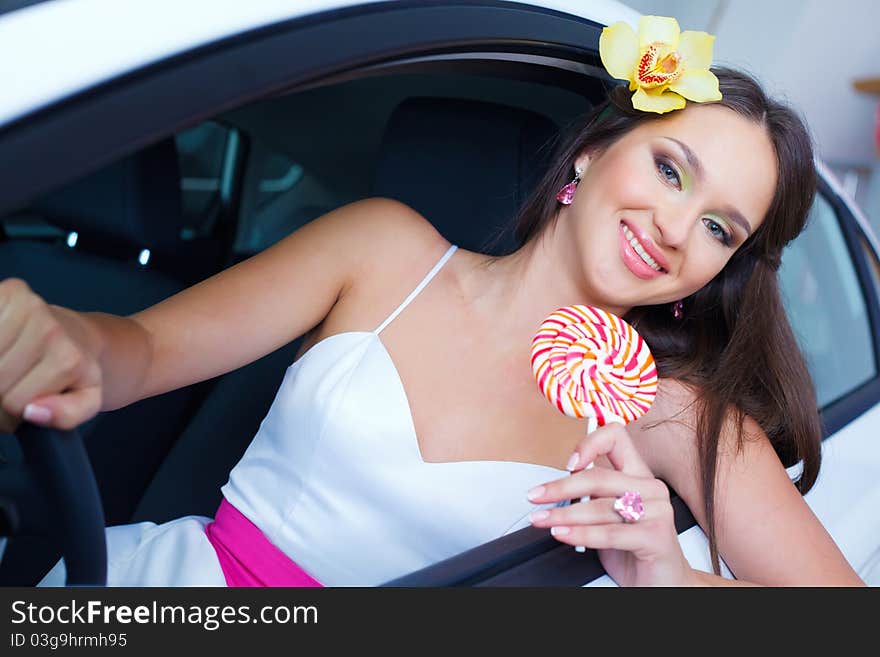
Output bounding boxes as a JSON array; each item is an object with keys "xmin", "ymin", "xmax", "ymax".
[{"xmin": 0, "ymin": 0, "xmax": 877, "ymax": 586}]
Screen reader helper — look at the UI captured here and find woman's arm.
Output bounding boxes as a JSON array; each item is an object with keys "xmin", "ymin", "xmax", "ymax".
[
  {"xmin": 8, "ymin": 198, "xmax": 438, "ymax": 428},
  {"xmin": 528, "ymin": 378, "xmax": 865, "ymax": 586},
  {"xmin": 125, "ymin": 197, "xmax": 434, "ymax": 405},
  {"xmin": 641, "ymin": 380, "xmax": 865, "ymax": 586}
]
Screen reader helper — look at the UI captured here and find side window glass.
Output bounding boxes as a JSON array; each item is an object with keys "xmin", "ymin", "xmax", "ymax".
[
  {"xmin": 175, "ymin": 122, "xmax": 234, "ymax": 240},
  {"xmin": 233, "ymin": 137, "xmax": 347, "ymax": 257},
  {"xmin": 253, "ymin": 151, "xmax": 304, "ymax": 213},
  {"xmin": 778, "ymin": 193, "xmax": 877, "ymax": 407}
]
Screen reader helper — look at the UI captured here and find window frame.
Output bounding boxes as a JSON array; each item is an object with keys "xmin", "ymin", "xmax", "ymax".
[
  {"xmin": 814, "ymin": 177, "xmax": 880, "ymax": 438},
  {"xmin": 0, "ymin": 0, "xmax": 609, "ymax": 216}
]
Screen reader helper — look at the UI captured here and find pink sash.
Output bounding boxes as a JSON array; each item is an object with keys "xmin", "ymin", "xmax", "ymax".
[{"xmin": 204, "ymin": 498, "xmax": 323, "ymax": 587}]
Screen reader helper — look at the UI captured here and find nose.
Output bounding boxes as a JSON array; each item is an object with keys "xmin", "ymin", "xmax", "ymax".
[{"xmin": 652, "ymin": 205, "xmax": 691, "ymax": 251}]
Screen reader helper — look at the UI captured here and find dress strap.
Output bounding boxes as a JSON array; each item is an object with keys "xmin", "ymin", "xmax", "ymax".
[{"xmin": 374, "ymin": 244, "xmax": 458, "ymax": 335}]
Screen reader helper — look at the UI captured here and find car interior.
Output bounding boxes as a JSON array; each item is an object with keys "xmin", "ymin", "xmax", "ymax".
[{"xmin": 0, "ymin": 64, "xmax": 606, "ymax": 585}]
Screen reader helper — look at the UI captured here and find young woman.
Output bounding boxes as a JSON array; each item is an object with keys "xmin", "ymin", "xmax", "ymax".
[{"xmin": 0, "ymin": 63, "xmax": 864, "ymax": 587}]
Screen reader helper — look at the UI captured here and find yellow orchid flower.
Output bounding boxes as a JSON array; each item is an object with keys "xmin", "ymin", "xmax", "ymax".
[{"xmin": 599, "ymin": 15, "xmax": 722, "ymax": 114}]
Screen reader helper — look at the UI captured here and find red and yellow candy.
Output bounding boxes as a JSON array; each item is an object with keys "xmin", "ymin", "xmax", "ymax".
[{"xmin": 531, "ymin": 305, "xmax": 657, "ymax": 427}]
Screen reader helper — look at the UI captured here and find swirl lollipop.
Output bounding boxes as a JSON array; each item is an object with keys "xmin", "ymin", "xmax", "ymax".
[
  {"xmin": 531, "ymin": 304, "xmax": 658, "ymax": 549},
  {"xmin": 531, "ymin": 304, "xmax": 657, "ymax": 429}
]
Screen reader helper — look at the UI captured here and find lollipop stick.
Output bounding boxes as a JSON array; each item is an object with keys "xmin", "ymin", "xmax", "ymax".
[{"xmin": 573, "ymin": 416, "xmax": 598, "ymax": 552}]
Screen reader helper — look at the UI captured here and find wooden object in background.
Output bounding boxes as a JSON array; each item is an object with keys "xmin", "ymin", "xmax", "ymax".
[
  {"xmin": 854, "ymin": 77, "xmax": 880, "ymax": 96},
  {"xmin": 854, "ymin": 77, "xmax": 880, "ymax": 157}
]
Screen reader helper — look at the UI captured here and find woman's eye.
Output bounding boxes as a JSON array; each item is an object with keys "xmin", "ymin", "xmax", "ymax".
[
  {"xmin": 704, "ymin": 218, "xmax": 731, "ymax": 246},
  {"xmin": 656, "ymin": 158, "xmax": 681, "ymax": 188}
]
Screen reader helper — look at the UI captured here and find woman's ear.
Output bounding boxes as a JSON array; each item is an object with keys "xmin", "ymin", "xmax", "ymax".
[{"xmin": 575, "ymin": 152, "xmax": 591, "ymax": 174}]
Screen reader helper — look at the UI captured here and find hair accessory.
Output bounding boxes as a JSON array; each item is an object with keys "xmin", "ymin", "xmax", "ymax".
[
  {"xmin": 672, "ymin": 299, "xmax": 684, "ymax": 319},
  {"xmin": 556, "ymin": 166, "xmax": 583, "ymax": 205},
  {"xmin": 599, "ymin": 15, "xmax": 722, "ymax": 114},
  {"xmin": 613, "ymin": 490, "xmax": 645, "ymax": 523}
]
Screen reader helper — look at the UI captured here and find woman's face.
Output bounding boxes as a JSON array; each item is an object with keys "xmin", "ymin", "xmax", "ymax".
[{"xmin": 562, "ymin": 104, "xmax": 778, "ymax": 313}]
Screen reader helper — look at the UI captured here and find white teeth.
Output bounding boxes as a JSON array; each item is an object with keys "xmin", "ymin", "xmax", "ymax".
[{"xmin": 622, "ymin": 225, "xmax": 662, "ymax": 271}]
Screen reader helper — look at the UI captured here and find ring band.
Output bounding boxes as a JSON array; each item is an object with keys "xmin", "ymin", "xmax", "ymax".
[{"xmin": 613, "ymin": 490, "xmax": 645, "ymax": 523}]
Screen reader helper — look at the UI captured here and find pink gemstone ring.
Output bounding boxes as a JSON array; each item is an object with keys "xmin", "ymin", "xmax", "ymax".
[{"xmin": 613, "ymin": 490, "xmax": 645, "ymax": 523}]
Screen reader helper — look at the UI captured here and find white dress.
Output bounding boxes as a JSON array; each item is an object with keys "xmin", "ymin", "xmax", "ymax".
[{"xmin": 39, "ymin": 244, "xmax": 567, "ymax": 586}]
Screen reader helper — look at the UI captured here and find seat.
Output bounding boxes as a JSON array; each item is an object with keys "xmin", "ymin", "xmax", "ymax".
[
  {"xmin": 0, "ymin": 138, "xmax": 213, "ymax": 584},
  {"xmin": 373, "ymin": 96, "xmax": 559, "ymax": 255},
  {"xmin": 130, "ymin": 97, "xmax": 561, "ymax": 529}
]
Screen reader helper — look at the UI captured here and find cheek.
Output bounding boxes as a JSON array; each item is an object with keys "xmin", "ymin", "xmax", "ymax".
[
  {"xmin": 589, "ymin": 152, "xmax": 657, "ymax": 210},
  {"xmin": 679, "ymin": 247, "xmax": 729, "ymax": 295},
  {"xmin": 614, "ymin": 159, "xmax": 657, "ymax": 205}
]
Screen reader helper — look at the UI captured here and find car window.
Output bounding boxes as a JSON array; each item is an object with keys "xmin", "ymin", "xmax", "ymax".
[
  {"xmin": 778, "ymin": 192, "xmax": 877, "ymax": 408},
  {"xmin": 227, "ymin": 69, "xmax": 592, "ymax": 257},
  {"xmin": 175, "ymin": 122, "xmax": 235, "ymax": 240},
  {"xmin": 232, "ymin": 137, "xmax": 329, "ymax": 255},
  {"xmin": 1, "ymin": 120, "xmax": 237, "ymax": 254}
]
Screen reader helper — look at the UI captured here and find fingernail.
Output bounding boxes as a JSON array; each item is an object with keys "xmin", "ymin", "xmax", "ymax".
[
  {"xmin": 529, "ymin": 510, "xmax": 550, "ymax": 523},
  {"xmin": 585, "ymin": 461, "xmax": 595, "ymax": 470},
  {"xmin": 550, "ymin": 526, "xmax": 571, "ymax": 536},
  {"xmin": 527, "ymin": 485, "xmax": 545, "ymax": 501},
  {"xmin": 23, "ymin": 404, "xmax": 52, "ymax": 424},
  {"xmin": 566, "ymin": 452, "xmax": 580, "ymax": 471}
]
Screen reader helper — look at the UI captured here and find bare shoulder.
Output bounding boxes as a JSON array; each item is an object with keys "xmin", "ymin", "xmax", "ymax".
[
  {"xmin": 345, "ymin": 197, "xmax": 449, "ymax": 277},
  {"xmin": 291, "ymin": 197, "xmax": 450, "ymax": 351},
  {"xmin": 276, "ymin": 196, "xmax": 449, "ymax": 335},
  {"xmin": 292, "ymin": 196, "xmax": 443, "ymax": 272}
]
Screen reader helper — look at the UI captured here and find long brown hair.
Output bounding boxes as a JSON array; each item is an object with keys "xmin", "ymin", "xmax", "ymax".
[{"xmin": 491, "ymin": 67, "xmax": 822, "ymax": 575}]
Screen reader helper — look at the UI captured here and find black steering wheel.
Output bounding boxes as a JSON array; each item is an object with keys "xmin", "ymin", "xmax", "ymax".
[{"xmin": 0, "ymin": 422, "xmax": 106, "ymax": 586}]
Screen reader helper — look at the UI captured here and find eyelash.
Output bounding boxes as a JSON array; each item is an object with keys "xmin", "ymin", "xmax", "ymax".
[
  {"xmin": 655, "ymin": 156, "xmax": 681, "ymax": 190},
  {"xmin": 654, "ymin": 154, "xmax": 733, "ymax": 247}
]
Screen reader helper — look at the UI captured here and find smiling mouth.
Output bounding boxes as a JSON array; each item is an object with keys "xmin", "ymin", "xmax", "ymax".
[{"xmin": 621, "ymin": 223, "xmax": 666, "ymax": 273}]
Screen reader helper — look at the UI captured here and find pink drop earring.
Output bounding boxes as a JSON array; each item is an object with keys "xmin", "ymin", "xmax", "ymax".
[
  {"xmin": 672, "ymin": 299, "xmax": 684, "ymax": 319},
  {"xmin": 556, "ymin": 165, "xmax": 583, "ymax": 205}
]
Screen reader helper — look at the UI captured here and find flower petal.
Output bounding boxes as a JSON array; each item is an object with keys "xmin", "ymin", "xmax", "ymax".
[
  {"xmin": 631, "ymin": 87, "xmax": 686, "ymax": 114},
  {"xmin": 599, "ymin": 22, "xmax": 639, "ymax": 82},
  {"xmin": 677, "ymin": 30, "xmax": 715, "ymax": 69},
  {"xmin": 638, "ymin": 15, "xmax": 680, "ymax": 49},
  {"xmin": 669, "ymin": 68, "xmax": 722, "ymax": 102}
]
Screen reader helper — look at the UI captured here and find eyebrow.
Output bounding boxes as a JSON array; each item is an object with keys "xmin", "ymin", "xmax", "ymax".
[{"xmin": 662, "ymin": 137, "xmax": 754, "ymax": 237}]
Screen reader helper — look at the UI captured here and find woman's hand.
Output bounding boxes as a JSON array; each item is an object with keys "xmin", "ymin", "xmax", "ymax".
[
  {"xmin": 0, "ymin": 278, "xmax": 103, "ymax": 433},
  {"xmin": 526, "ymin": 422, "xmax": 697, "ymax": 587}
]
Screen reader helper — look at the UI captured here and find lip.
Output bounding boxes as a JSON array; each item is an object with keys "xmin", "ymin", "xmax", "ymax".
[
  {"xmin": 619, "ymin": 221, "xmax": 668, "ymax": 280},
  {"xmin": 621, "ymin": 220, "xmax": 670, "ymax": 271}
]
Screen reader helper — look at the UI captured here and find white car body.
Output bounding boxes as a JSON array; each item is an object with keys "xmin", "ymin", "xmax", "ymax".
[
  {"xmin": 0, "ymin": 0, "xmax": 639, "ymax": 128},
  {"xmin": 0, "ymin": 0, "xmax": 877, "ymax": 586}
]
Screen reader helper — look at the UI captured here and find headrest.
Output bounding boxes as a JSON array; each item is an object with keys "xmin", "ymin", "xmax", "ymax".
[
  {"xmin": 32, "ymin": 138, "xmax": 184, "ymax": 253},
  {"xmin": 372, "ymin": 97, "xmax": 559, "ymax": 255}
]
